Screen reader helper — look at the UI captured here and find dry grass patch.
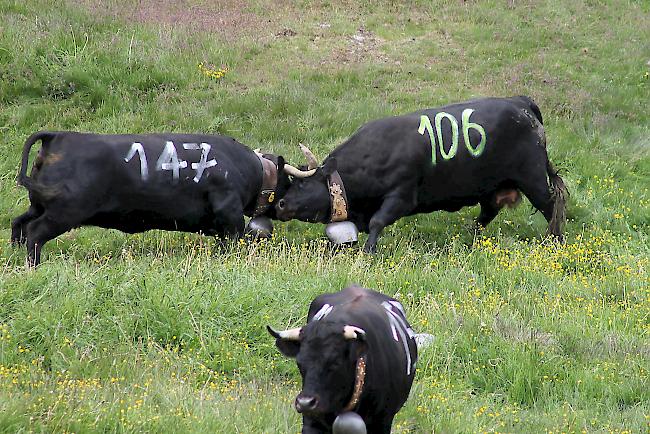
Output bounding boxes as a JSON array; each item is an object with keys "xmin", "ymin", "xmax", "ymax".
[
  {"xmin": 74, "ymin": 0, "xmax": 269, "ymax": 41},
  {"xmin": 492, "ymin": 314, "xmax": 557, "ymax": 349}
]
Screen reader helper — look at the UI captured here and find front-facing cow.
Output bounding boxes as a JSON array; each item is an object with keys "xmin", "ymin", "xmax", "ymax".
[
  {"xmin": 11, "ymin": 131, "xmax": 290, "ymax": 265},
  {"xmin": 268, "ymin": 285, "xmax": 419, "ymax": 434},
  {"xmin": 275, "ymin": 96, "xmax": 568, "ymax": 252}
]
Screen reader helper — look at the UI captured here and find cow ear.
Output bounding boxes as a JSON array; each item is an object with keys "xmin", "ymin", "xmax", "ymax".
[
  {"xmin": 321, "ymin": 158, "xmax": 338, "ymax": 176},
  {"xmin": 276, "ymin": 155, "xmax": 285, "ymax": 172},
  {"xmin": 275, "ymin": 339, "xmax": 301, "ymax": 358},
  {"xmin": 266, "ymin": 325, "xmax": 301, "ymax": 358}
]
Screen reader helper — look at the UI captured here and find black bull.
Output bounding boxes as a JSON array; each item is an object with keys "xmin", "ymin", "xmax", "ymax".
[
  {"xmin": 268, "ymin": 286, "xmax": 418, "ymax": 434},
  {"xmin": 11, "ymin": 131, "xmax": 289, "ymax": 265},
  {"xmin": 276, "ymin": 96, "xmax": 568, "ymax": 252}
]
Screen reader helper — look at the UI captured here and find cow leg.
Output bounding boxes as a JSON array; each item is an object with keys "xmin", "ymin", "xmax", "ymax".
[
  {"xmin": 11, "ymin": 205, "xmax": 43, "ymax": 245},
  {"xmin": 365, "ymin": 414, "xmax": 394, "ymax": 434},
  {"xmin": 209, "ymin": 192, "xmax": 245, "ymax": 241},
  {"xmin": 25, "ymin": 214, "xmax": 71, "ymax": 267},
  {"xmin": 476, "ymin": 199, "xmax": 501, "ymax": 229},
  {"xmin": 363, "ymin": 190, "xmax": 417, "ymax": 253}
]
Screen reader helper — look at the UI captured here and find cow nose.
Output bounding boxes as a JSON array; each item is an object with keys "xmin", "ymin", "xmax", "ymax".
[
  {"xmin": 295, "ymin": 394, "xmax": 318, "ymax": 413},
  {"xmin": 277, "ymin": 199, "xmax": 286, "ymax": 210}
]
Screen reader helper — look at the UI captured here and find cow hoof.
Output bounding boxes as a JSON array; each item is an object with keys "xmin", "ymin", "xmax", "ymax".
[{"xmin": 333, "ymin": 412, "xmax": 366, "ymax": 434}]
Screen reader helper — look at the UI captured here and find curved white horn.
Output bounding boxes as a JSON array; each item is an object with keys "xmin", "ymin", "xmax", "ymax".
[
  {"xmin": 267, "ymin": 325, "xmax": 302, "ymax": 340},
  {"xmin": 299, "ymin": 143, "xmax": 319, "ymax": 170},
  {"xmin": 343, "ymin": 325, "xmax": 366, "ymax": 340},
  {"xmin": 284, "ymin": 164, "xmax": 317, "ymax": 178}
]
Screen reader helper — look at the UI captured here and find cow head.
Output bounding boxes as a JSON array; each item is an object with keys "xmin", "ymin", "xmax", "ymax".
[
  {"xmin": 275, "ymin": 145, "xmax": 337, "ymax": 223},
  {"xmin": 267, "ymin": 321, "xmax": 367, "ymax": 423},
  {"xmin": 258, "ymin": 153, "xmax": 292, "ymax": 219}
]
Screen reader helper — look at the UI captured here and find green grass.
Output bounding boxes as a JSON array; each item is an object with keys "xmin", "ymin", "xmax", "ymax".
[{"xmin": 1, "ymin": 0, "xmax": 649, "ymax": 432}]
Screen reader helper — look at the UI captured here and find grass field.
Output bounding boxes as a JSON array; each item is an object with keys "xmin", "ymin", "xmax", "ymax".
[{"xmin": 1, "ymin": 0, "xmax": 649, "ymax": 432}]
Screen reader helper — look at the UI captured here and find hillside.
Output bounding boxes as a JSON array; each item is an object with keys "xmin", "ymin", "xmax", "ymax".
[{"xmin": 1, "ymin": 0, "xmax": 648, "ymax": 432}]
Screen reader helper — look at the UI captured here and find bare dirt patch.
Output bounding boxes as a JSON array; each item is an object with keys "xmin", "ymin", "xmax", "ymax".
[
  {"xmin": 75, "ymin": 0, "xmax": 269, "ymax": 41},
  {"xmin": 328, "ymin": 26, "xmax": 388, "ymax": 65}
]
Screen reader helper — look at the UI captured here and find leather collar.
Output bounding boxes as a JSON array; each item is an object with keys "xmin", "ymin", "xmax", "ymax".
[
  {"xmin": 327, "ymin": 170, "xmax": 349, "ymax": 223},
  {"xmin": 342, "ymin": 355, "xmax": 366, "ymax": 413},
  {"xmin": 254, "ymin": 154, "xmax": 278, "ymax": 217}
]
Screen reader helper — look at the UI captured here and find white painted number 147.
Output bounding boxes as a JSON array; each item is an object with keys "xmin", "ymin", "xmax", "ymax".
[{"xmin": 124, "ymin": 141, "xmax": 217, "ymax": 183}]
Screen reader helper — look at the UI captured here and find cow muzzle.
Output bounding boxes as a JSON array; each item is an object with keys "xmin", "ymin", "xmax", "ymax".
[{"xmin": 295, "ymin": 393, "xmax": 319, "ymax": 414}]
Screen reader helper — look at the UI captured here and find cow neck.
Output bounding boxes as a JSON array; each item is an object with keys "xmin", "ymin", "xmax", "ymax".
[
  {"xmin": 253, "ymin": 154, "xmax": 278, "ymax": 217},
  {"xmin": 327, "ymin": 170, "xmax": 349, "ymax": 222},
  {"xmin": 341, "ymin": 355, "xmax": 366, "ymax": 413}
]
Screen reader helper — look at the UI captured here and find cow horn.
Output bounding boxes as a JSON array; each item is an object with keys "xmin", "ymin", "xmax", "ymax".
[
  {"xmin": 343, "ymin": 325, "xmax": 366, "ymax": 340},
  {"xmin": 267, "ymin": 325, "xmax": 302, "ymax": 340},
  {"xmin": 299, "ymin": 143, "xmax": 319, "ymax": 170},
  {"xmin": 284, "ymin": 164, "xmax": 317, "ymax": 178}
]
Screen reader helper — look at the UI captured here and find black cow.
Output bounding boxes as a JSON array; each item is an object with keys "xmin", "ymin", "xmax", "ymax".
[
  {"xmin": 11, "ymin": 131, "xmax": 290, "ymax": 265},
  {"xmin": 275, "ymin": 96, "xmax": 568, "ymax": 252},
  {"xmin": 268, "ymin": 285, "xmax": 419, "ymax": 433}
]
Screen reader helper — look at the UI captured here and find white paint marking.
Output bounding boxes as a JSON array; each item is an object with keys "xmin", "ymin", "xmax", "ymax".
[
  {"xmin": 390, "ymin": 323, "xmax": 398, "ymax": 341},
  {"xmin": 382, "ymin": 301, "xmax": 415, "ymax": 375},
  {"xmin": 124, "ymin": 142, "xmax": 149, "ymax": 181},
  {"xmin": 384, "ymin": 302, "xmax": 415, "ymax": 338},
  {"xmin": 313, "ymin": 303, "xmax": 333, "ymax": 321},
  {"xmin": 156, "ymin": 141, "xmax": 187, "ymax": 181},
  {"xmin": 389, "ymin": 300, "xmax": 407, "ymax": 317},
  {"xmin": 191, "ymin": 143, "xmax": 217, "ymax": 183}
]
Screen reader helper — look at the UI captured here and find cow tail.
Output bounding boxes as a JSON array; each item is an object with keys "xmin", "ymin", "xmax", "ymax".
[
  {"xmin": 18, "ymin": 131, "xmax": 51, "ymax": 185},
  {"xmin": 546, "ymin": 160, "xmax": 568, "ymax": 238},
  {"xmin": 17, "ymin": 131, "xmax": 62, "ymax": 199}
]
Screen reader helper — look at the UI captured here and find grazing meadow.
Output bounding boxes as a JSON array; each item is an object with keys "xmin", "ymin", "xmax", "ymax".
[{"xmin": 1, "ymin": 0, "xmax": 649, "ymax": 432}]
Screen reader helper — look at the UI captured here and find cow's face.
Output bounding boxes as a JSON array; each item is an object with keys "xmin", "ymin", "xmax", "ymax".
[
  {"xmin": 275, "ymin": 159, "xmax": 338, "ymax": 223},
  {"xmin": 267, "ymin": 321, "xmax": 367, "ymax": 422}
]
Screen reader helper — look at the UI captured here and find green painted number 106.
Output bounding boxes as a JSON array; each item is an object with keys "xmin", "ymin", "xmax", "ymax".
[{"xmin": 418, "ymin": 109, "xmax": 487, "ymax": 165}]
